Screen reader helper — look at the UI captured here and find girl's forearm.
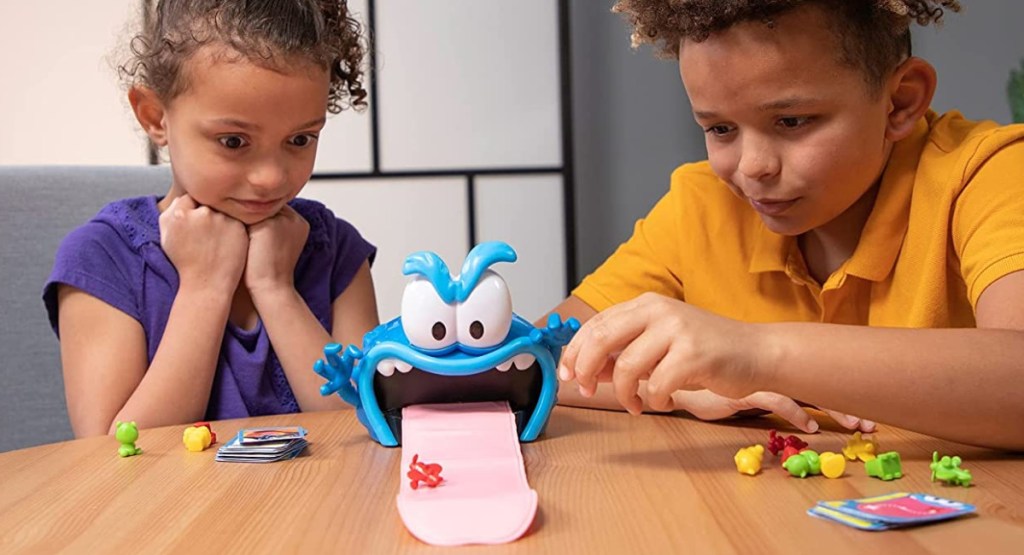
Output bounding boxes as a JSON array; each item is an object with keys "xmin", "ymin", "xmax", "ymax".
[
  {"xmin": 759, "ymin": 323, "xmax": 1024, "ymax": 450},
  {"xmin": 251, "ymin": 287, "xmax": 347, "ymax": 412},
  {"xmin": 110, "ymin": 286, "xmax": 230, "ymax": 432}
]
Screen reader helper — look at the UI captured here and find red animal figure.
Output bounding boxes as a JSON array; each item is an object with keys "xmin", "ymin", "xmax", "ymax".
[
  {"xmin": 768, "ymin": 430, "xmax": 808, "ymax": 456},
  {"xmin": 408, "ymin": 454, "xmax": 444, "ymax": 490}
]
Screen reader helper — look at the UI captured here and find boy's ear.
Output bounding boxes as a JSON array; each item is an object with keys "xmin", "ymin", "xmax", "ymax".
[
  {"xmin": 884, "ymin": 57, "xmax": 937, "ymax": 142},
  {"xmin": 128, "ymin": 86, "xmax": 169, "ymax": 147}
]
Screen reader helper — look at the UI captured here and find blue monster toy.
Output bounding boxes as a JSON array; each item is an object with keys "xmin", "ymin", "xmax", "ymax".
[{"xmin": 314, "ymin": 241, "xmax": 579, "ymax": 447}]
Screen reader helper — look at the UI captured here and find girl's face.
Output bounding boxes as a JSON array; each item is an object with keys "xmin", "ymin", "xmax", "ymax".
[
  {"xmin": 160, "ymin": 46, "xmax": 330, "ymax": 225},
  {"xmin": 679, "ymin": 5, "xmax": 894, "ymax": 237}
]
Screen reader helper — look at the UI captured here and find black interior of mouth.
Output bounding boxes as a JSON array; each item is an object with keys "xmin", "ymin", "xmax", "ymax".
[{"xmin": 375, "ymin": 361, "xmax": 543, "ymax": 445}]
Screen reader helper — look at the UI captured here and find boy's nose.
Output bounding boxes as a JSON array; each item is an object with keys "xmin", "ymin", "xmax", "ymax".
[{"xmin": 737, "ymin": 139, "xmax": 781, "ymax": 181}]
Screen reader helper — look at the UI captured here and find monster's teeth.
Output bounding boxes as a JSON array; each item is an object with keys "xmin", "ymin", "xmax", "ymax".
[
  {"xmin": 376, "ymin": 359, "xmax": 396, "ymax": 377},
  {"xmin": 496, "ymin": 359, "xmax": 514, "ymax": 372},
  {"xmin": 512, "ymin": 353, "xmax": 536, "ymax": 371},
  {"xmin": 395, "ymin": 360, "xmax": 413, "ymax": 373}
]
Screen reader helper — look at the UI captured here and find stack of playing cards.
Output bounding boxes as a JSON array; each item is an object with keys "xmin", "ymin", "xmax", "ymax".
[
  {"xmin": 215, "ymin": 426, "xmax": 309, "ymax": 463},
  {"xmin": 808, "ymin": 492, "xmax": 976, "ymax": 531}
]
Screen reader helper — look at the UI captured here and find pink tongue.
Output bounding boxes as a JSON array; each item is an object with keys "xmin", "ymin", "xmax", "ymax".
[{"xmin": 397, "ymin": 401, "xmax": 538, "ymax": 546}]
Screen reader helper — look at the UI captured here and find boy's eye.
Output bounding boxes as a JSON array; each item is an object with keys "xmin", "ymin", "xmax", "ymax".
[
  {"xmin": 218, "ymin": 135, "xmax": 249, "ymax": 149},
  {"xmin": 777, "ymin": 116, "xmax": 813, "ymax": 129},
  {"xmin": 290, "ymin": 134, "xmax": 318, "ymax": 147},
  {"xmin": 704, "ymin": 125, "xmax": 733, "ymax": 136}
]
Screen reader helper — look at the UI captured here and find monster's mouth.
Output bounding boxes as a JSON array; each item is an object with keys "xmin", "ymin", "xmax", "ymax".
[{"xmin": 372, "ymin": 352, "xmax": 543, "ymax": 444}]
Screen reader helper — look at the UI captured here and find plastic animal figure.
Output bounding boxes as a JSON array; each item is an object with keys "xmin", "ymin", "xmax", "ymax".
[
  {"xmin": 930, "ymin": 451, "xmax": 972, "ymax": 487},
  {"xmin": 842, "ymin": 431, "xmax": 877, "ymax": 462},
  {"xmin": 865, "ymin": 451, "xmax": 903, "ymax": 481},
  {"xmin": 408, "ymin": 454, "xmax": 444, "ymax": 490},
  {"xmin": 193, "ymin": 421, "xmax": 217, "ymax": 444},
  {"xmin": 767, "ymin": 429, "xmax": 808, "ymax": 456},
  {"xmin": 116, "ymin": 421, "xmax": 142, "ymax": 457},
  {"xmin": 182, "ymin": 425, "xmax": 213, "ymax": 452},
  {"xmin": 781, "ymin": 445, "xmax": 802, "ymax": 464},
  {"xmin": 819, "ymin": 451, "xmax": 846, "ymax": 479},
  {"xmin": 734, "ymin": 445, "xmax": 765, "ymax": 476},
  {"xmin": 783, "ymin": 450, "xmax": 821, "ymax": 478},
  {"xmin": 314, "ymin": 242, "xmax": 579, "ymax": 447}
]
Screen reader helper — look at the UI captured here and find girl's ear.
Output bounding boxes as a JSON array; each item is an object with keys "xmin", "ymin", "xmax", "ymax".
[
  {"xmin": 884, "ymin": 57, "xmax": 937, "ymax": 142},
  {"xmin": 128, "ymin": 86, "xmax": 169, "ymax": 146}
]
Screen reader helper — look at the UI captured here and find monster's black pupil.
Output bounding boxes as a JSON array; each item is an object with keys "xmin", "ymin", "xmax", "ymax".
[
  {"xmin": 470, "ymin": 321, "xmax": 484, "ymax": 340},
  {"xmin": 431, "ymin": 322, "xmax": 447, "ymax": 341}
]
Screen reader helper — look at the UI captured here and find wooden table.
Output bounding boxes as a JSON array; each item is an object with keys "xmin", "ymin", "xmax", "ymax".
[{"xmin": 2, "ymin": 407, "xmax": 1023, "ymax": 553}]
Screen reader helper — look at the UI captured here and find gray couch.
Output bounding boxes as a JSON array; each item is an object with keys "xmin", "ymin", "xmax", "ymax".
[{"xmin": 0, "ymin": 166, "xmax": 170, "ymax": 452}]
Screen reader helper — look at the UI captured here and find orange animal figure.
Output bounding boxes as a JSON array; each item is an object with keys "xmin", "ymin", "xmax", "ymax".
[{"xmin": 408, "ymin": 454, "xmax": 444, "ymax": 490}]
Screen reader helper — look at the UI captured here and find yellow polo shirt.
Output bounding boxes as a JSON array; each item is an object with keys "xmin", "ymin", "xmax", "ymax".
[{"xmin": 573, "ymin": 111, "xmax": 1024, "ymax": 326}]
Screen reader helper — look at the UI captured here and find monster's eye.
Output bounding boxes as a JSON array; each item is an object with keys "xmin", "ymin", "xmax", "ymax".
[
  {"xmin": 920, "ymin": 495, "xmax": 965, "ymax": 508},
  {"xmin": 456, "ymin": 270, "xmax": 512, "ymax": 349},
  {"xmin": 401, "ymin": 277, "xmax": 457, "ymax": 350}
]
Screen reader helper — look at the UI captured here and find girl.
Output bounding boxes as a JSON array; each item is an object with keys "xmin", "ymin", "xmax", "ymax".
[{"xmin": 44, "ymin": 0, "xmax": 379, "ymax": 437}]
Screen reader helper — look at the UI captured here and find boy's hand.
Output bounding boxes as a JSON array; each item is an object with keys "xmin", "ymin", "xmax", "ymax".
[
  {"xmin": 559, "ymin": 292, "xmax": 764, "ymax": 415},
  {"xmin": 669, "ymin": 390, "xmax": 876, "ymax": 434},
  {"xmin": 244, "ymin": 205, "xmax": 309, "ymax": 297},
  {"xmin": 159, "ymin": 194, "xmax": 248, "ymax": 294}
]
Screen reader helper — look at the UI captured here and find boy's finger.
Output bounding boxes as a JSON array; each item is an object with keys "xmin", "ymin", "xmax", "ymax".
[
  {"xmin": 610, "ymin": 331, "xmax": 667, "ymax": 414},
  {"xmin": 747, "ymin": 392, "xmax": 818, "ymax": 434},
  {"xmin": 571, "ymin": 309, "xmax": 647, "ymax": 392}
]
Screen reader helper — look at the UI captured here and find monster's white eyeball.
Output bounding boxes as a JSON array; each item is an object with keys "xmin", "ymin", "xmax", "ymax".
[
  {"xmin": 401, "ymin": 277, "xmax": 457, "ymax": 351},
  {"xmin": 456, "ymin": 270, "xmax": 513, "ymax": 349}
]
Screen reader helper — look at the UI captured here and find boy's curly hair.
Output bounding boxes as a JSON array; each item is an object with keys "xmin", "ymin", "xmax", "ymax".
[
  {"xmin": 119, "ymin": 0, "xmax": 367, "ymax": 113},
  {"xmin": 612, "ymin": 0, "xmax": 962, "ymax": 90}
]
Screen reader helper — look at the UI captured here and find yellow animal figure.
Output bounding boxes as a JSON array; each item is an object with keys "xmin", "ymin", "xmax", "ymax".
[
  {"xmin": 842, "ymin": 431, "xmax": 877, "ymax": 462},
  {"xmin": 734, "ymin": 444, "xmax": 765, "ymax": 476},
  {"xmin": 183, "ymin": 425, "xmax": 213, "ymax": 452},
  {"xmin": 819, "ymin": 451, "xmax": 847, "ymax": 479}
]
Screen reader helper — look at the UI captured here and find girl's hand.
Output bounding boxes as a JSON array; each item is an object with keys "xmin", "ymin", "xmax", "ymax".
[
  {"xmin": 244, "ymin": 205, "xmax": 309, "ymax": 297},
  {"xmin": 159, "ymin": 195, "xmax": 248, "ymax": 294},
  {"xmin": 558, "ymin": 292, "xmax": 765, "ymax": 414}
]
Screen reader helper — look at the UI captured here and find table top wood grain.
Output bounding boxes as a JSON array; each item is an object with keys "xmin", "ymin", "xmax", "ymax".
[{"xmin": 2, "ymin": 407, "xmax": 1022, "ymax": 553}]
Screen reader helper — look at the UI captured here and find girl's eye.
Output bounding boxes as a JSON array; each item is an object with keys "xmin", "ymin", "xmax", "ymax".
[
  {"xmin": 218, "ymin": 135, "xmax": 248, "ymax": 149},
  {"xmin": 290, "ymin": 134, "xmax": 318, "ymax": 147}
]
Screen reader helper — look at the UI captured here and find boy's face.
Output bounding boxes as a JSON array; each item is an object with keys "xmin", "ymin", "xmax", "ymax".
[
  {"xmin": 679, "ymin": 5, "xmax": 893, "ymax": 236},
  {"xmin": 160, "ymin": 46, "xmax": 330, "ymax": 225}
]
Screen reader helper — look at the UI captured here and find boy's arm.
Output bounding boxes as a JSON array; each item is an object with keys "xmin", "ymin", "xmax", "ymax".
[
  {"xmin": 762, "ymin": 270, "xmax": 1024, "ymax": 450},
  {"xmin": 253, "ymin": 260, "xmax": 379, "ymax": 412},
  {"xmin": 538, "ymin": 295, "xmax": 856, "ymax": 433},
  {"xmin": 58, "ymin": 284, "xmax": 229, "ymax": 437}
]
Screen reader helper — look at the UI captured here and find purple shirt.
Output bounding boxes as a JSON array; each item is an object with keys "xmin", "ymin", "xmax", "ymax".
[{"xmin": 43, "ymin": 196, "xmax": 375, "ymax": 419}]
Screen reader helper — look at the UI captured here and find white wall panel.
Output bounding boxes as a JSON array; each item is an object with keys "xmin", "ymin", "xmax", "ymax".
[
  {"xmin": 474, "ymin": 174, "xmax": 566, "ymax": 322},
  {"xmin": 312, "ymin": 0, "xmax": 374, "ymax": 174},
  {"xmin": 375, "ymin": 0, "xmax": 562, "ymax": 171},
  {"xmin": 301, "ymin": 177, "xmax": 469, "ymax": 320},
  {"xmin": 0, "ymin": 2, "xmax": 147, "ymax": 165}
]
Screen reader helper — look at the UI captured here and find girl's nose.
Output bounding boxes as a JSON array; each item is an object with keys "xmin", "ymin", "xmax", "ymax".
[{"xmin": 248, "ymin": 158, "xmax": 289, "ymax": 194}]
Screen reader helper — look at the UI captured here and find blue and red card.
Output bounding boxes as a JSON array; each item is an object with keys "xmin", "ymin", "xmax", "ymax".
[{"xmin": 808, "ymin": 492, "xmax": 975, "ymax": 531}]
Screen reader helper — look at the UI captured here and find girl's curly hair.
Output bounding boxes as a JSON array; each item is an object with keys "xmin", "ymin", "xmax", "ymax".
[
  {"xmin": 119, "ymin": 0, "xmax": 367, "ymax": 113},
  {"xmin": 612, "ymin": 0, "xmax": 962, "ymax": 90}
]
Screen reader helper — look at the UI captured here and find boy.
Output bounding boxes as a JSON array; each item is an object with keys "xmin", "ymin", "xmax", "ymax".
[{"xmin": 548, "ymin": 0, "xmax": 1024, "ymax": 450}]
